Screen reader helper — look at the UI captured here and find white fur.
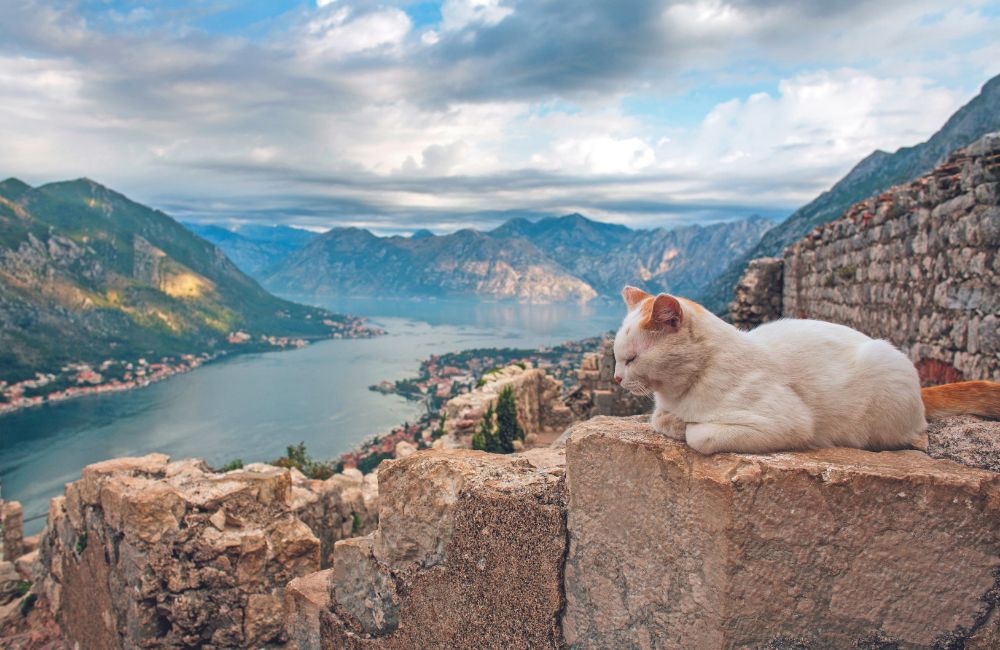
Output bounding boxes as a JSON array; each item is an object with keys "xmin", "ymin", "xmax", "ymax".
[{"xmin": 613, "ymin": 300, "xmax": 927, "ymax": 454}]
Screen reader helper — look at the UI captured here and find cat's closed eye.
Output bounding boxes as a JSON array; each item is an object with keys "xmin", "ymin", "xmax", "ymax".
[{"xmin": 625, "ymin": 354, "xmax": 637, "ymax": 365}]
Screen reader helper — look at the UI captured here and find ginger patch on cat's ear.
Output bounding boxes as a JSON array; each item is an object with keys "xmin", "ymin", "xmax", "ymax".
[
  {"xmin": 622, "ymin": 285, "xmax": 651, "ymax": 310},
  {"xmin": 641, "ymin": 294, "xmax": 683, "ymax": 333}
]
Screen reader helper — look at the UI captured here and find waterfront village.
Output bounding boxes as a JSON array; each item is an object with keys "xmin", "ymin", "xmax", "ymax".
[
  {"xmin": 0, "ymin": 316, "xmax": 381, "ymax": 415},
  {"xmin": 341, "ymin": 334, "xmax": 608, "ymax": 472}
]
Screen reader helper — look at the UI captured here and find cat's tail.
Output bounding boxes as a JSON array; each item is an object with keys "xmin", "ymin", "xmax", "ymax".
[{"xmin": 921, "ymin": 381, "xmax": 1000, "ymax": 419}]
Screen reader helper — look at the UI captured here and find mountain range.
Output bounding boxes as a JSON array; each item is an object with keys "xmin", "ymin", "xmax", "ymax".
[
  {"xmin": 183, "ymin": 223, "xmax": 317, "ymax": 278},
  {"xmin": 698, "ymin": 72, "xmax": 1000, "ymax": 313},
  {"xmin": 0, "ymin": 178, "xmax": 352, "ymax": 382},
  {"xmin": 257, "ymin": 214, "xmax": 774, "ymax": 303}
]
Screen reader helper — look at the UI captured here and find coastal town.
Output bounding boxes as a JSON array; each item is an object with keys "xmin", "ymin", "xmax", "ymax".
[
  {"xmin": 342, "ymin": 335, "xmax": 608, "ymax": 472},
  {"xmin": 0, "ymin": 316, "xmax": 383, "ymax": 416}
]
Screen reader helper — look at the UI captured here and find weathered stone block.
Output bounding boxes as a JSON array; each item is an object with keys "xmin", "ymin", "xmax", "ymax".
[
  {"xmin": 318, "ymin": 448, "xmax": 568, "ymax": 648},
  {"xmin": 286, "ymin": 569, "xmax": 334, "ymax": 650},
  {"xmin": 563, "ymin": 416, "xmax": 1000, "ymax": 648}
]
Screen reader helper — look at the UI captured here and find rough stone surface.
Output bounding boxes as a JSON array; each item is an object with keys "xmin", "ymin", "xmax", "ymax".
[
  {"xmin": 0, "ymin": 561, "xmax": 22, "ymax": 606},
  {"xmin": 729, "ymin": 256, "xmax": 784, "ymax": 329},
  {"xmin": 927, "ymin": 414, "xmax": 1000, "ymax": 473},
  {"xmin": 1, "ymin": 500, "xmax": 24, "ymax": 563},
  {"xmin": 779, "ymin": 133, "xmax": 1000, "ymax": 382},
  {"xmin": 289, "ymin": 468, "xmax": 379, "ymax": 568},
  {"xmin": 441, "ymin": 363, "xmax": 576, "ymax": 446},
  {"xmin": 34, "ymin": 453, "xmax": 377, "ymax": 649},
  {"xmin": 563, "ymin": 415, "xmax": 1000, "ymax": 648},
  {"xmin": 312, "ymin": 447, "xmax": 568, "ymax": 648},
  {"xmin": 286, "ymin": 569, "xmax": 333, "ymax": 650}
]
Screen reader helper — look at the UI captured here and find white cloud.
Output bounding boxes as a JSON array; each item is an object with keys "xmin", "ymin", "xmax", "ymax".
[
  {"xmin": 302, "ymin": 7, "xmax": 411, "ymax": 59},
  {"xmin": 0, "ymin": 0, "xmax": 996, "ymax": 231},
  {"xmin": 441, "ymin": 0, "xmax": 514, "ymax": 32},
  {"xmin": 686, "ymin": 70, "xmax": 961, "ymax": 181},
  {"xmin": 535, "ymin": 136, "xmax": 656, "ymax": 175}
]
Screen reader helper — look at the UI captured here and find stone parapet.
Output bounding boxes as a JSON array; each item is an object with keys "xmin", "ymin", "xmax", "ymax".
[{"xmin": 563, "ymin": 416, "xmax": 1000, "ymax": 648}]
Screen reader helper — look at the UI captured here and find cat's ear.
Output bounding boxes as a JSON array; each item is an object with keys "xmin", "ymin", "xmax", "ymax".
[
  {"xmin": 621, "ymin": 285, "xmax": 651, "ymax": 310},
  {"xmin": 641, "ymin": 294, "xmax": 683, "ymax": 332}
]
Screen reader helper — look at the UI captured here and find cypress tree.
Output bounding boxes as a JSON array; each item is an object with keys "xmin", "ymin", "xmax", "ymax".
[
  {"xmin": 473, "ymin": 404, "xmax": 502, "ymax": 453},
  {"xmin": 495, "ymin": 385, "xmax": 524, "ymax": 453}
]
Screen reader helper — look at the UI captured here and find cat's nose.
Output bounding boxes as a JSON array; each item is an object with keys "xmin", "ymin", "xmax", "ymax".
[{"xmin": 614, "ymin": 375, "xmax": 623, "ymax": 384}]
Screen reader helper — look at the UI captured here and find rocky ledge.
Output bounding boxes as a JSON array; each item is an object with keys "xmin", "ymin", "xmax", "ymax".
[{"xmin": 298, "ymin": 415, "xmax": 1000, "ymax": 649}]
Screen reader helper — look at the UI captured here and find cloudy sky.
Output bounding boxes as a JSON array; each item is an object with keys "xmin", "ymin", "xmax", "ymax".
[{"xmin": 1, "ymin": 1, "xmax": 997, "ymax": 233}]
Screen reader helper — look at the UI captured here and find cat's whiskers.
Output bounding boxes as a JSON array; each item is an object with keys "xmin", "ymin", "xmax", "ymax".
[{"xmin": 623, "ymin": 380, "xmax": 653, "ymax": 398}]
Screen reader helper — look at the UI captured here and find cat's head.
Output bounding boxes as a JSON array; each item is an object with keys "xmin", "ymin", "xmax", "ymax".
[{"xmin": 612, "ymin": 286, "xmax": 698, "ymax": 397}]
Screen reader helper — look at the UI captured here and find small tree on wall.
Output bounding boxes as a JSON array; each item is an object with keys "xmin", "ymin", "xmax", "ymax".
[
  {"xmin": 472, "ymin": 387, "xmax": 524, "ymax": 454},
  {"xmin": 495, "ymin": 385, "xmax": 524, "ymax": 452},
  {"xmin": 472, "ymin": 404, "xmax": 501, "ymax": 453}
]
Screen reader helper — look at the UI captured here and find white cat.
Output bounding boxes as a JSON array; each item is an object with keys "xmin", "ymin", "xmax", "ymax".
[{"xmin": 613, "ymin": 286, "xmax": 1000, "ymax": 455}]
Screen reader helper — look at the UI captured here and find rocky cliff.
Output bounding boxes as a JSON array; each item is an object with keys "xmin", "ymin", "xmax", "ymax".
[
  {"xmin": 291, "ymin": 414, "xmax": 1000, "ymax": 649},
  {"xmin": 730, "ymin": 131, "xmax": 1000, "ymax": 382}
]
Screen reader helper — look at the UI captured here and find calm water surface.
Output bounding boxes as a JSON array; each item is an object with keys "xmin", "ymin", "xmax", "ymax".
[{"xmin": 1, "ymin": 298, "xmax": 621, "ymax": 533}]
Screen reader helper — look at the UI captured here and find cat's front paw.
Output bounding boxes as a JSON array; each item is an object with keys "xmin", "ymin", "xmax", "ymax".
[{"xmin": 651, "ymin": 409, "xmax": 686, "ymax": 441}]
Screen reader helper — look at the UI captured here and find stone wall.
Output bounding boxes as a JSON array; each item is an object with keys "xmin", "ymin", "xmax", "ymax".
[
  {"xmin": 731, "ymin": 132, "xmax": 1000, "ymax": 382},
  {"xmin": 296, "ymin": 414, "xmax": 1000, "ymax": 649},
  {"xmin": 32, "ymin": 454, "xmax": 377, "ymax": 648}
]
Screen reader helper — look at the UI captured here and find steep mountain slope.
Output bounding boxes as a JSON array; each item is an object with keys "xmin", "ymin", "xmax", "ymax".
[
  {"xmin": 265, "ymin": 226, "xmax": 597, "ymax": 302},
  {"xmin": 699, "ymin": 73, "xmax": 1000, "ymax": 314},
  {"xmin": 184, "ymin": 223, "xmax": 317, "ymax": 279},
  {"xmin": 0, "ymin": 178, "xmax": 353, "ymax": 382},
  {"xmin": 265, "ymin": 213, "xmax": 771, "ymax": 302}
]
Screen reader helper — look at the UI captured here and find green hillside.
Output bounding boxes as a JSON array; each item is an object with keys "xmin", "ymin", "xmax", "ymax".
[{"xmin": 0, "ymin": 178, "xmax": 359, "ymax": 383}]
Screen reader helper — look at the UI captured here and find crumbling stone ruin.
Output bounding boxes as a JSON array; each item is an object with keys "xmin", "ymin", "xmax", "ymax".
[
  {"xmin": 293, "ymin": 414, "xmax": 1000, "ymax": 648},
  {"xmin": 570, "ymin": 338, "xmax": 650, "ymax": 418},
  {"xmin": 729, "ymin": 256, "xmax": 784, "ymax": 330},
  {"xmin": 1, "ymin": 499, "xmax": 23, "ymax": 563},
  {"xmin": 438, "ymin": 363, "xmax": 576, "ymax": 448},
  {"xmin": 29, "ymin": 454, "xmax": 376, "ymax": 648},
  {"xmin": 730, "ymin": 131, "xmax": 1000, "ymax": 382}
]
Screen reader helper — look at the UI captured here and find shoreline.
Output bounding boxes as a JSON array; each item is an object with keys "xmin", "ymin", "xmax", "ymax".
[{"xmin": 0, "ymin": 320, "xmax": 385, "ymax": 418}]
